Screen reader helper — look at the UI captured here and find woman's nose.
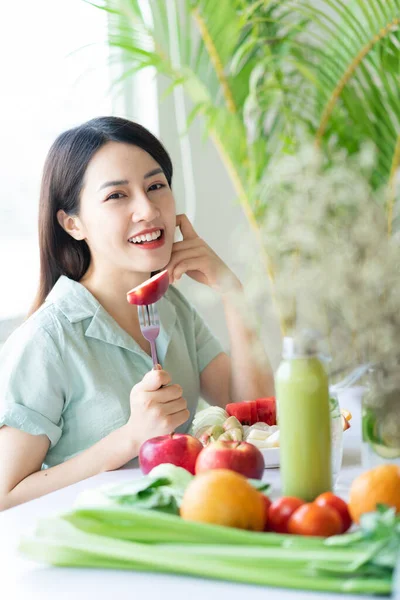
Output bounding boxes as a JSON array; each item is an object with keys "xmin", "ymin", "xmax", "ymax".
[{"xmin": 131, "ymin": 192, "xmax": 159, "ymax": 222}]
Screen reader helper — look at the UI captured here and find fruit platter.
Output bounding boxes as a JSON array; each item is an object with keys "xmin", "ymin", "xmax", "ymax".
[{"xmin": 190, "ymin": 399, "xmax": 352, "ymax": 469}]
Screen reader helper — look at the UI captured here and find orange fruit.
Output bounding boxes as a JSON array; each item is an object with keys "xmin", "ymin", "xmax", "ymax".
[
  {"xmin": 180, "ymin": 469, "xmax": 265, "ymax": 531},
  {"xmin": 349, "ymin": 464, "xmax": 400, "ymax": 523}
]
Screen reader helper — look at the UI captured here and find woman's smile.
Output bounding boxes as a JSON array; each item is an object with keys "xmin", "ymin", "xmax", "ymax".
[{"xmin": 127, "ymin": 227, "xmax": 166, "ymax": 250}]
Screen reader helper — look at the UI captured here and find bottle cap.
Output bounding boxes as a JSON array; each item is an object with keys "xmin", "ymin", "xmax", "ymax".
[{"xmin": 282, "ymin": 330, "xmax": 321, "ymax": 359}]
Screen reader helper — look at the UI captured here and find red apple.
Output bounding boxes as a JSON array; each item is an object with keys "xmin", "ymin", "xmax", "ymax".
[
  {"xmin": 195, "ymin": 441, "xmax": 265, "ymax": 480},
  {"xmin": 127, "ymin": 270, "xmax": 169, "ymax": 306},
  {"xmin": 139, "ymin": 433, "xmax": 203, "ymax": 475}
]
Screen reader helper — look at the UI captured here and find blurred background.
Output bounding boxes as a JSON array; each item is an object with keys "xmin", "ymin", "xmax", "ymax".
[
  {"xmin": 0, "ymin": 0, "xmax": 251, "ymax": 358},
  {"xmin": 0, "ymin": 0, "xmax": 110, "ymax": 330},
  {"xmin": 1, "ymin": 0, "xmax": 399, "ymax": 373}
]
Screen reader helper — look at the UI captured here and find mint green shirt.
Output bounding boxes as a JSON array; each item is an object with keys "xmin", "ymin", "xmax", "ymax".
[{"xmin": 0, "ymin": 276, "xmax": 223, "ymax": 468}]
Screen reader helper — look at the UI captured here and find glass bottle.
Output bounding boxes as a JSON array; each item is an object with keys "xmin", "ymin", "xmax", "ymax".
[
  {"xmin": 362, "ymin": 366, "xmax": 400, "ymax": 468},
  {"xmin": 276, "ymin": 334, "xmax": 332, "ymax": 501}
]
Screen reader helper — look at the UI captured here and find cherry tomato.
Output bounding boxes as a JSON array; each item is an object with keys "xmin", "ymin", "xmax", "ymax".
[
  {"xmin": 314, "ymin": 492, "xmax": 352, "ymax": 533},
  {"xmin": 260, "ymin": 494, "xmax": 272, "ymax": 531},
  {"xmin": 268, "ymin": 497, "xmax": 305, "ymax": 533},
  {"xmin": 288, "ymin": 503, "xmax": 342, "ymax": 537}
]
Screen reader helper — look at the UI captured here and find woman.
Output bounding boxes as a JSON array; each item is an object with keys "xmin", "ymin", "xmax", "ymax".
[{"xmin": 0, "ymin": 116, "xmax": 274, "ymax": 510}]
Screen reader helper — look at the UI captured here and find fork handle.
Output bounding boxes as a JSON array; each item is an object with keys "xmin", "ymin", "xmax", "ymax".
[{"xmin": 150, "ymin": 341, "xmax": 159, "ymax": 368}]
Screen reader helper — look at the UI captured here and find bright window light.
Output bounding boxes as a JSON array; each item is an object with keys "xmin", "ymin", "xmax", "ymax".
[{"xmin": 0, "ymin": 0, "xmax": 111, "ymax": 319}]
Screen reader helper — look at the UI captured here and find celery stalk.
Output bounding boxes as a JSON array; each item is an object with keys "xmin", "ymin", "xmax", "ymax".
[
  {"xmin": 19, "ymin": 523, "xmax": 392, "ymax": 595},
  {"xmin": 64, "ymin": 506, "xmax": 323, "ymax": 547},
  {"xmin": 18, "ymin": 506, "xmax": 398, "ymax": 596}
]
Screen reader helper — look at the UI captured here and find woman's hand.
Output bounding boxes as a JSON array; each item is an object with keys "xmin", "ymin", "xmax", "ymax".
[
  {"xmin": 126, "ymin": 367, "xmax": 190, "ymax": 449},
  {"xmin": 166, "ymin": 214, "xmax": 241, "ymax": 293}
]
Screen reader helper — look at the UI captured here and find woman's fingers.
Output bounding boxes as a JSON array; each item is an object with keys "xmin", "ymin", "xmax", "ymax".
[
  {"xmin": 172, "ymin": 257, "xmax": 208, "ymax": 281},
  {"xmin": 155, "ymin": 383, "xmax": 183, "ymax": 403},
  {"xmin": 138, "ymin": 369, "xmax": 171, "ymax": 391},
  {"xmin": 170, "ymin": 237, "xmax": 203, "ymax": 252},
  {"xmin": 176, "ymin": 213, "xmax": 198, "ymax": 240},
  {"xmin": 168, "ymin": 408, "xmax": 191, "ymax": 430},
  {"xmin": 167, "ymin": 247, "xmax": 207, "ymax": 275},
  {"xmin": 163, "ymin": 396, "xmax": 188, "ymax": 416}
]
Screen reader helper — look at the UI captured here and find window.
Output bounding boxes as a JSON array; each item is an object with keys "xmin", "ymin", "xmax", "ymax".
[{"xmin": 0, "ymin": 0, "xmax": 111, "ymax": 320}]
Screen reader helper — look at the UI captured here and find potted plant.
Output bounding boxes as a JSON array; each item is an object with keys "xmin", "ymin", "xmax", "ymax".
[{"xmin": 88, "ymin": 0, "xmax": 400, "ymax": 330}]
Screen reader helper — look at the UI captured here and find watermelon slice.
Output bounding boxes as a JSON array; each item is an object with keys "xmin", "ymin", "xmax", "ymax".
[
  {"xmin": 226, "ymin": 402, "xmax": 252, "ymax": 426},
  {"xmin": 226, "ymin": 401, "xmax": 258, "ymax": 426},
  {"xmin": 255, "ymin": 397, "xmax": 277, "ymax": 426},
  {"xmin": 226, "ymin": 398, "xmax": 277, "ymax": 427},
  {"xmin": 250, "ymin": 401, "xmax": 258, "ymax": 426}
]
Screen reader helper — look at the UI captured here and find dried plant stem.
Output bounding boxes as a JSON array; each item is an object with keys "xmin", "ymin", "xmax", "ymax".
[
  {"xmin": 210, "ymin": 130, "xmax": 286, "ymax": 336},
  {"xmin": 192, "ymin": 8, "xmax": 237, "ymax": 115},
  {"xmin": 191, "ymin": 5, "xmax": 286, "ymax": 335}
]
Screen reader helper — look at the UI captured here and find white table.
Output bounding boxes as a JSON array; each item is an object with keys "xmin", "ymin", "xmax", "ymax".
[{"xmin": 1, "ymin": 391, "xmax": 375, "ymax": 600}]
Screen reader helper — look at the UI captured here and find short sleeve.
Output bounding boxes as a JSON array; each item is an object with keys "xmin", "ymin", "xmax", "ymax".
[
  {"xmin": 0, "ymin": 324, "xmax": 66, "ymax": 448},
  {"xmin": 192, "ymin": 308, "xmax": 224, "ymax": 373}
]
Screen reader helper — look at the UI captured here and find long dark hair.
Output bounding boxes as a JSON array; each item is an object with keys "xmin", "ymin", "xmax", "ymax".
[{"xmin": 29, "ymin": 116, "xmax": 173, "ymax": 316}]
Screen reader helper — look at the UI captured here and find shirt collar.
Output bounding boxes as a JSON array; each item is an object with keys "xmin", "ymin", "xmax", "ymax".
[
  {"xmin": 46, "ymin": 276, "xmax": 99, "ymax": 322},
  {"xmin": 46, "ymin": 275, "xmax": 177, "ymax": 359}
]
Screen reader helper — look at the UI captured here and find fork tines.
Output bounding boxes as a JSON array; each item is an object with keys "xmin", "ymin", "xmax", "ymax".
[{"xmin": 138, "ymin": 303, "xmax": 160, "ymax": 328}]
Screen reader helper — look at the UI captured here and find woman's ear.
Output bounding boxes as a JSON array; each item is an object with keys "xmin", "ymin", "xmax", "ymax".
[{"xmin": 57, "ymin": 209, "xmax": 85, "ymax": 241}]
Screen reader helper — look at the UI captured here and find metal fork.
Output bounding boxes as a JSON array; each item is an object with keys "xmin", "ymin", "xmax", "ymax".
[{"xmin": 138, "ymin": 303, "xmax": 161, "ymax": 367}]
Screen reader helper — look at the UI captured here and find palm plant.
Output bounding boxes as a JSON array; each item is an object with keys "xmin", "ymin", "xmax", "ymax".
[
  {"xmin": 243, "ymin": 0, "xmax": 400, "ymax": 231},
  {"xmin": 87, "ymin": 0, "xmax": 400, "ymax": 332}
]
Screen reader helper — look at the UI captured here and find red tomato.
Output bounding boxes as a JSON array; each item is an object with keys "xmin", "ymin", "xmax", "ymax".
[
  {"xmin": 268, "ymin": 497, "xmax": 305, "ymax": 533},
  {"xmin": 288, "ymin": 503, "xmax": 342, "ymax": 537},
  {"xmin": 260, "ymin": 494, "xmax": 272, "ymax": 531},
  {"xmin": 314, "ymin": 492, "xmax": 352, "ymax": 533}
]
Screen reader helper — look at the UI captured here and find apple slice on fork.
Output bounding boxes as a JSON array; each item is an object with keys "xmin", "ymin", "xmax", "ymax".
[{"xmin": 127, "ymin": 269, "xmax": 170, "ymax": 305}]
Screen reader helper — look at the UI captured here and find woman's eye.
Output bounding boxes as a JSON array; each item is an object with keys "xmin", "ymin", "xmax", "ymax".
[
  {"xmin": 106, "ymin": 192, "xmax": 125, "ymax": 201},
  {"xmin": 148, "ymin": 183, "xmax": 165, "ymax": 192}
]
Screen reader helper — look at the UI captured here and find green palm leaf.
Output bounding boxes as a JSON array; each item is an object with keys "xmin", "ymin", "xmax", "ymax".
[
  {"xmin": 242, "ymin": 0, "xmax": 400, "ymax": 230},
  {"xmin": 86, "ymin": 0, "xmax": 400, "ymax": 331}
]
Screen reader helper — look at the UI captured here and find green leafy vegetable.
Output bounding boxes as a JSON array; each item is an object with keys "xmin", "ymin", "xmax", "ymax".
[
  {"xmin": 18, "ymin": 503, "xmax": 399, "ymax": 595},
  {"xmin": 326, "ymin": 504, "xmax": 400, "ymax": 571},
  {"xmin": 77, "ymin": 464, "xmax": 194, "ymax": 514},
  {"xmin": 77, "ymin": 465, "xmax": 270, "ymax": 516},
  {"xmin": 248, "ymin": 479, "xmax": 271, "ymax": 494}
]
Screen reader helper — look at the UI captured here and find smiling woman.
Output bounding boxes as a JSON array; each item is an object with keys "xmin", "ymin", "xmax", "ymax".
[{"xmin": 0, "ymin": 116, "xmax": 274, "ymax": 511}]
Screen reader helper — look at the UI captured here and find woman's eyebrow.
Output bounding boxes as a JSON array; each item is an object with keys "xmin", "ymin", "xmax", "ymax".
[
  {"xmin": 97, "ymin": 168, "xmax": 163, "ymax": 191},
  {"xmin": 144, "ymin": 167, "xmax": 163, "ymax": 179},
  {"xmin": 98, "ymin": 179, "xmax": 129, "ymax": 191}
]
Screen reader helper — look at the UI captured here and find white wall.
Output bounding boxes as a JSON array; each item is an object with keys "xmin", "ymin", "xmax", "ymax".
[{"xmin": 0, "ymin": 0, "xmax": 111, "ymax": 322}]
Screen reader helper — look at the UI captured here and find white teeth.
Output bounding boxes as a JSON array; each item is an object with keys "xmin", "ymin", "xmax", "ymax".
[{"xmin": 128, "ymin": 230, "xmax": 162, "ymax": 244}]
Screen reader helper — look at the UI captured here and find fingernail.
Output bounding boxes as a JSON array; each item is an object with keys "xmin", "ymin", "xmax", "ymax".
[{"xmin": 153, "ymin": 363, "xmax": 162, "ymax": 371}]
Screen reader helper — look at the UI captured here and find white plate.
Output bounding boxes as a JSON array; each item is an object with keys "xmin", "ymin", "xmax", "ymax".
[{"xmin": 260, "ymin": 447, "xmax": 280, "ymax": 469}]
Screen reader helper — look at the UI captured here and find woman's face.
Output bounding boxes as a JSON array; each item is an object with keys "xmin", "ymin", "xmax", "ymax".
[{"xmin": 72, "ymin": 141, "xmax": 176, "ymax": 279}]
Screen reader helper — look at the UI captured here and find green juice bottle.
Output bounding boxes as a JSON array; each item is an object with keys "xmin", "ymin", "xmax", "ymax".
[{"xmin": 276, "ymin": 335, "xmax": 332, "ymax": 501}]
